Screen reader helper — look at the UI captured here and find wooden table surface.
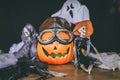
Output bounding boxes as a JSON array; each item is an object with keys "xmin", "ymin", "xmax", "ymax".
[{"xmin": 22, "ymin": 62, "xmax": 120, "ymax": 80}]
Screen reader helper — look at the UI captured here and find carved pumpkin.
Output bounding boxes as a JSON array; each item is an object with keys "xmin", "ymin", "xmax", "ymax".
[{"xmin": 37, "ymin": 17, "xmax": 74, "ymax": 64}]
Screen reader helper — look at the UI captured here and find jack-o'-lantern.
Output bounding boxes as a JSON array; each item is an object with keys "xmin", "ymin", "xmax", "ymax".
[{"xmin": 37, "ymin": 17, "xmax": 74, "ymax": 64}]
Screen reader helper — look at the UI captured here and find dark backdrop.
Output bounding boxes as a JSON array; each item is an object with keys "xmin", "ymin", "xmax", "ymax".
[{"xmin": 0, "ymin": 0, "xmax": 120, "ymax": 52}]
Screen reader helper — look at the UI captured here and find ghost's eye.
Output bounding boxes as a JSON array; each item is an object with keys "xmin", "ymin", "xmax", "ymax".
[
  {"xmin": 67, "ymin": 5, "xmax": 69, "ymax": 11},
  {"xmin": 70, "ymin": 4, "xmax": 74, "ymax": 9}
]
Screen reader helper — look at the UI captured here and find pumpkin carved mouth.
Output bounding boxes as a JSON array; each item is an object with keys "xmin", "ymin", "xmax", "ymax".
[{"xmin": 42, "ymin": 47, "xmax": 70, "ymax": 58}]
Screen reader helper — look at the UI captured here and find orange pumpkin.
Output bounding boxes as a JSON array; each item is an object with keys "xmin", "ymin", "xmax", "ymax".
[{"xmin": 37, "ymin": 17, "xmax": 74, "ymax": 64}]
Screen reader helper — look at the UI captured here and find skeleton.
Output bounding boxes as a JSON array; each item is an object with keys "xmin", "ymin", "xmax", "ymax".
[{"xmin": 73, "ymin": 26, "xmax": 93, "ymax": 74}]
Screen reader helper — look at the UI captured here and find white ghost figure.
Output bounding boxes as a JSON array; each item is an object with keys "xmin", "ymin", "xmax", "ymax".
[
  {"xmin": 0, "ymin": 24, "xmax": 38, "ymax": 69},
  {"xmin": 9, "ymin": 24, "xmax": 38, "ymax": 58},
  {"xmin": 52, "ymin": 0, "xmax": 90, "ymax": 24}
]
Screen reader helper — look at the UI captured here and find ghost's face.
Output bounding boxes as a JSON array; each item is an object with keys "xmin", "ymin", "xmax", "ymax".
[
  {"xmin": 62, "ymin": 0, "xmax": 81, "ymax": 19},
  {"xmin": 66, "ymin": 3, "xmax": 74, "ymax": 18},
  {"xmin": 22, "ymin": 24, "xmax": 35, "ymax": 42},
  {"xmin": 52, "ymin": 0, "xmax": 90, "ymax": 24},
  {"xmin": 23, "ymin": 24, "xmax": 34, "ymax": 37}
]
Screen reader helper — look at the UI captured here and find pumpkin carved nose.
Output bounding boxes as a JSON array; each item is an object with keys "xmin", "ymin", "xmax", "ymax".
[{"xmin": 54, "ymin": 46, "xmax": 57, "ymax": 50}]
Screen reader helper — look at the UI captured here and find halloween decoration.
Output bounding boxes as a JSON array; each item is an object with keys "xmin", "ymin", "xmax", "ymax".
[
  {"xmin": 9, "ymin": 24, "xmax": 38, "ymax": 59},
  {"xmin": 89, "ymin": 52, "xmax": 120, "ymax": 71},
  {"xmin": 73, "ymin": 21, "xmax": 94, "ymax": 74},
  {"xmin": 0, "ymin": 24, "xmax": 67, "ymax": 80},
  {"xmin": 73, "ymin": 20, "xmax": 93, "ymax": 37},
  {"xmin": 37, "ymin": 17, "xmax": 74, "ymax": 64},
  {"xmin": 51, "ymin": 0, "xmax": 89, "ymax": 24},
  {"xmin": 0, "ymin": 57, "xmax": 67, "ymax": 80},
  {"xmin": 73, "ymin": 37, "xmax": 93, "ymax": 74},
  {"xmin": 0, "ymin": 57, "xmax": 47, "ymax": 80},
  {"xmin": 37, "ymin": 17, "xmax": 94, "ymax": 71},
  {"xmin": 51, "ymin": 0, "xmax": 91, "ymax": 52},
  {"xmin": 37, "ymin": 15, "xmax": 94, "ymax": 65},
  {"xmin": 73, "ymin": 20, "xmax": 93, "ymax": 72},
  {"xmin": 51, "ymin": 0, "xmax": 94, "ymax": 74},
  {"xmin": 0, "ymin": 23, "xmax": 38, "ymax": 69}
]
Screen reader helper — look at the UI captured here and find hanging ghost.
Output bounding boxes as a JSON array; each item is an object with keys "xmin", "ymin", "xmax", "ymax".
[{"xmin": 51, "ymin": 0, "xmax": 90, "ymax": 24}]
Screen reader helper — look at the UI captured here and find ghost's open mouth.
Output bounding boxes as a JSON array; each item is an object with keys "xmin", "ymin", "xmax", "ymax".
[{"xmin": 69, "ymin": 10, "xmax": 73, "ymax": 18}]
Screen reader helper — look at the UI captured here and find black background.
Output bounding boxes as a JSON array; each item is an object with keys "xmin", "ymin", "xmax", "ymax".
[{"xmin": 0, "ymin": 0, "xmax": 120, "ymax": 52}]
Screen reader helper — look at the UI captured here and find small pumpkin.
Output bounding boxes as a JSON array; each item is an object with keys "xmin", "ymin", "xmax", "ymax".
[{"xmin": 37, "ymin": 17, "xmax": 74, "ymax": 64}]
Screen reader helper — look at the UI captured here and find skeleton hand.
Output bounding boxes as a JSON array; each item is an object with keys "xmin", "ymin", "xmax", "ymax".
[{"xmin": 78, "ymin": 26, "xmax": 86, "ymax": 37}]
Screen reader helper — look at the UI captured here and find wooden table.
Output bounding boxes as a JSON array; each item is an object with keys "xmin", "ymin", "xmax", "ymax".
[{"xmin": 22, "ymin": 62, "xmax": 120, "ymax": 80}]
